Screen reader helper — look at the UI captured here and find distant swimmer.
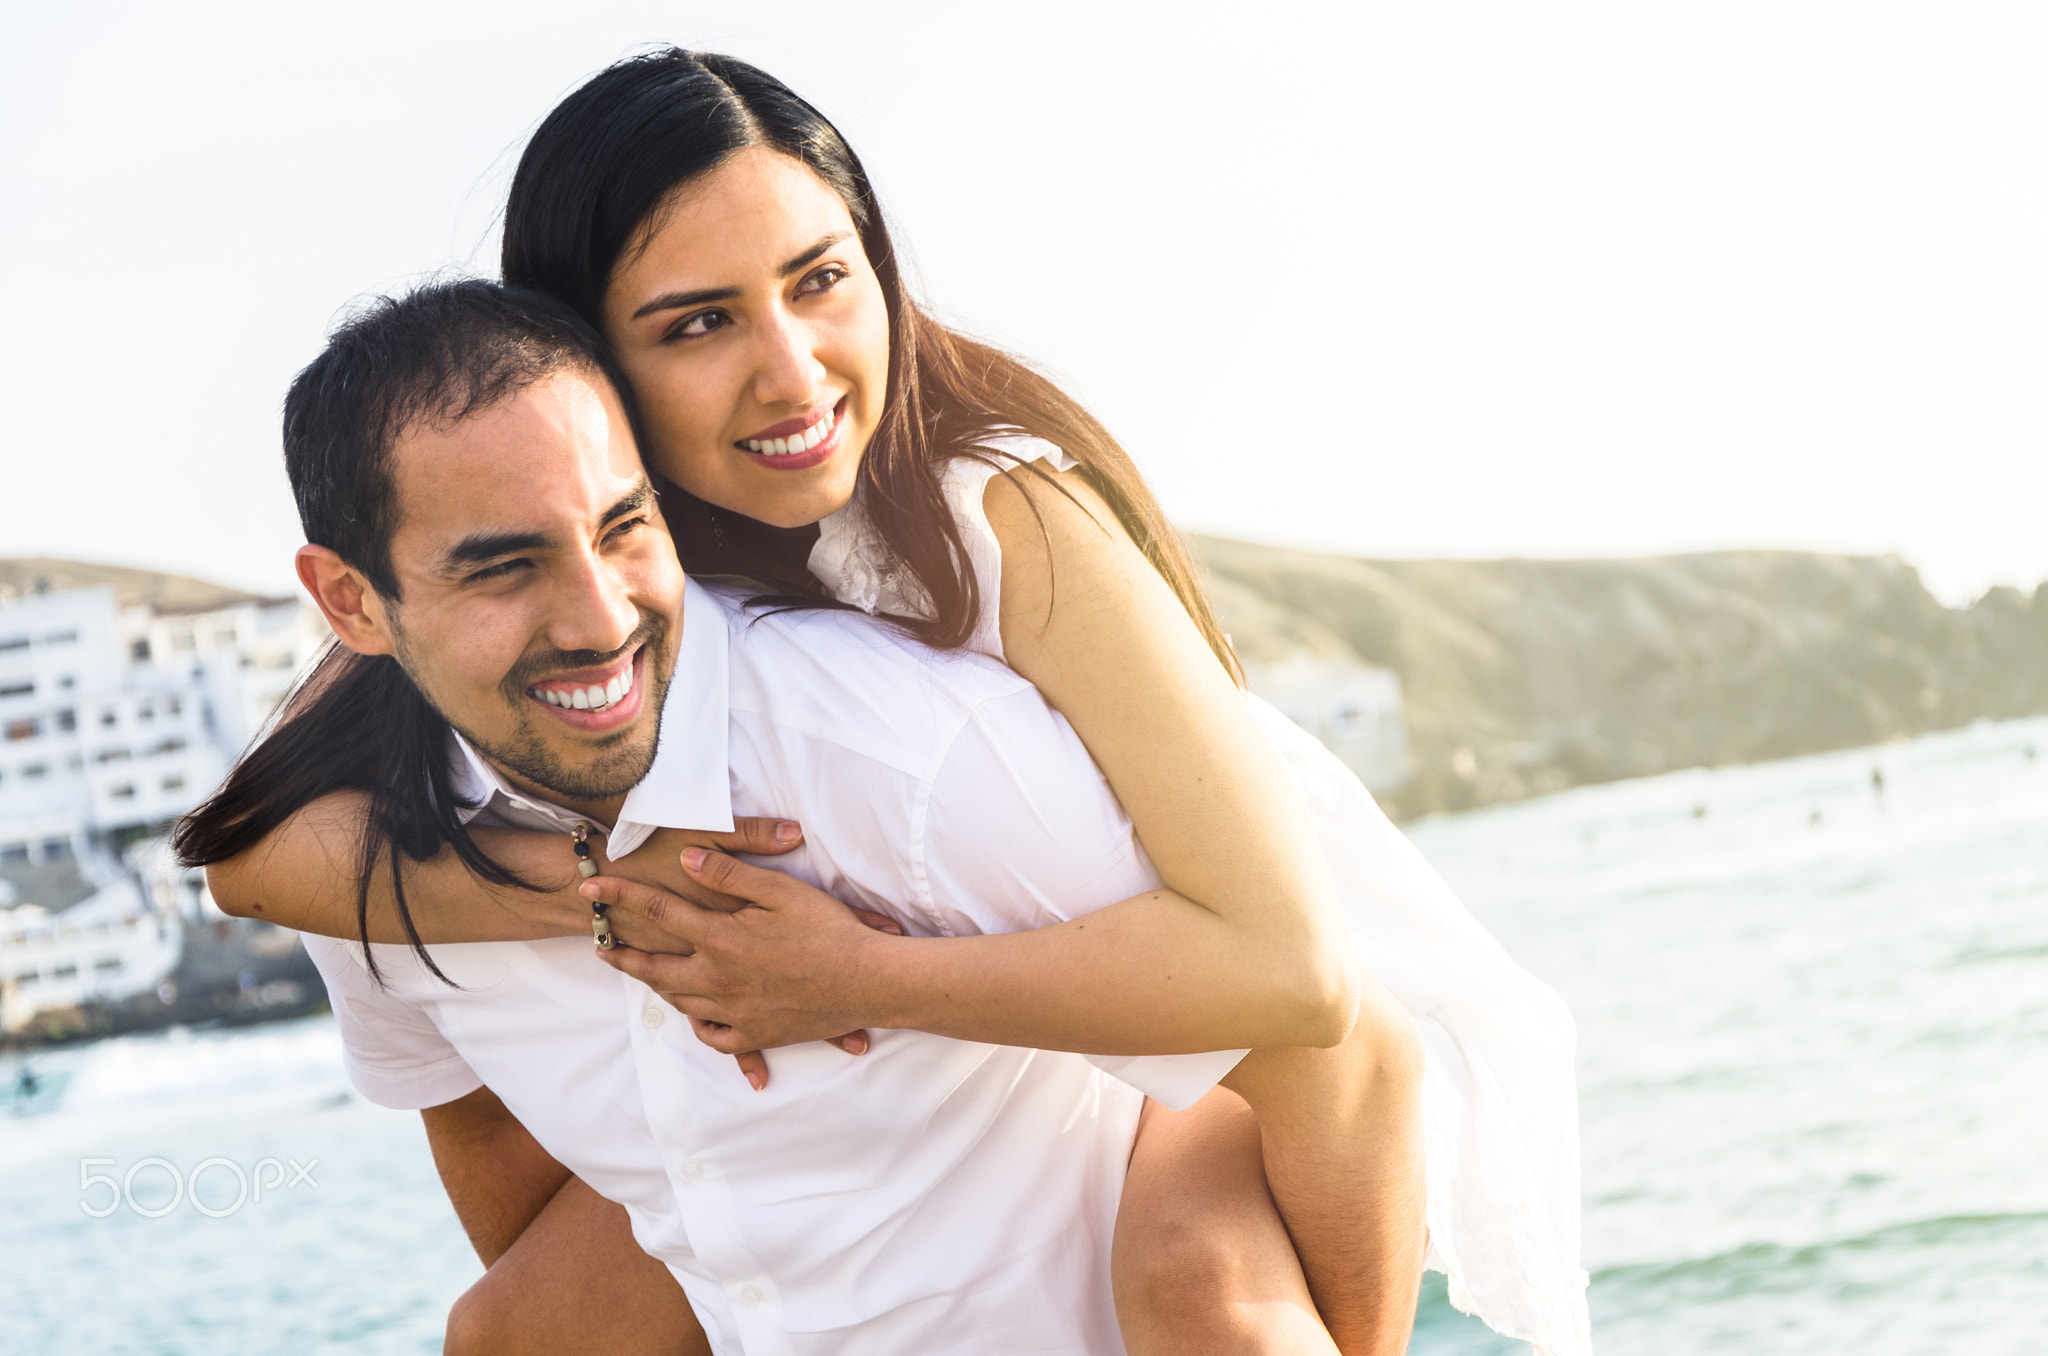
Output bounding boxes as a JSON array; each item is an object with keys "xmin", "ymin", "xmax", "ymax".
[
  {"xmin": 1871, "ymin": 766, "xmax": 1886, "ymax": 806},
  {"xmin": 15, "ymin": 1065, "xmax": 37, "ymax": 1099}
]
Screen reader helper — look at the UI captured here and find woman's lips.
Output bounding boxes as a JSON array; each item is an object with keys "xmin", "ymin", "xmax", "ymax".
[{"xmin": 737, "ymin": 396, "xmax": 847, "ymax": 472}]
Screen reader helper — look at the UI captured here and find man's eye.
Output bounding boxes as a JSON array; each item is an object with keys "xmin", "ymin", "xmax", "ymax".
[
  {"xmin": 670, "ymin": 309, "xmax": 730, "ymax": 341},
  {"xmin": 468, "ymin": 559, "xmax": 529, "ymax": 584},
  {"xmin": 796, "ymin": 265, "xmax": 850, "ymax": 297},
  {"xmin": 605, "ymin": 516, "xmax": 647, "ymax": 544}
]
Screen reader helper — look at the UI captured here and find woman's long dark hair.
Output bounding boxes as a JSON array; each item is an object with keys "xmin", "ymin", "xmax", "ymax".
[{"xmin": 504, "ymin": 49, "xmax": 1242, "ymax": 680}]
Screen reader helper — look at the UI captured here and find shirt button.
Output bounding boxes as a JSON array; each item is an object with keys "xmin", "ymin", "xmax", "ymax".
[
  {"xmin": 642, "ymin": 1005, "xmax": 666, "ymax": 1029},
  {"xmin": 680, "ymin": 1160, "xmax": 704, "ymax": 1184},
  {"xmin": 739, "ymin": 1283, "xmax": 764, "ymax": 1307}
]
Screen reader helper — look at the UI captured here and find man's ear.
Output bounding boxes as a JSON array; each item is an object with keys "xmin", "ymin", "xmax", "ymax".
[{"xmin": 296, "ymin": 546, "xmax": 397, "ymax": 657}]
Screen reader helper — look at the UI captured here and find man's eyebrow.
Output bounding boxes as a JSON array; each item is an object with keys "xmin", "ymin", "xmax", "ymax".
[
  {"xmin": 626, "ymin": 232, "xmax": 855, "ymax": 321},
  {"xmin": 439, "ymin": 530, "xmax": 551, "ymax": 575},
  {"xmin": 601, "ymin": 481, "xmax": 656, "ymax": 522}
]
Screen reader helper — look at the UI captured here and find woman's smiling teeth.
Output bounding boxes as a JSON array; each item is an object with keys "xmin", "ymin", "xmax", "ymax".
[
  {"xmin": 531, "ymin": 664, "xmax": 634, "ymax": 712},
  {"xmin": 742, "ymin": 404, "xmax": 835, "ymax": 456}
]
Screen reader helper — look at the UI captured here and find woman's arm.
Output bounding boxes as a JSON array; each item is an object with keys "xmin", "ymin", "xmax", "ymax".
[
  {"xmin": 204, "ymin": 790, "xmax": 801, "ymax": 945},
  {"xmin": 977, "ymin": 464, "xmax": 1360, "ymax": 1033},
  {"xmin": 590, "ymin": 467, "xmax": 1364, "ymax": 1057}
]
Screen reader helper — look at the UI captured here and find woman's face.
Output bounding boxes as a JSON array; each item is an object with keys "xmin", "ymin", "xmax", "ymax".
[{"xmin": 602, "ymin": 146, "xmax": 891, "ymax": 530}]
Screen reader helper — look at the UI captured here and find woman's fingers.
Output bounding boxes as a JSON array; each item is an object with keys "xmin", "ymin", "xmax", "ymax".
[
  {"xmin": 687, "ymin": 817, "xmax": 803, "ymax": 857},
  {"xmin": 825, "ymin": 1031, "xmax": 871, "ymax": 1056},
  {"xmin": 725, "ymin": 1045, "xmax": 771, "ymax": 1091},
  {"xmin": 848, "ymin": 908, "xmax": 903, "ymax": 936},
  {"xmin": 679, "ymin": 846, "xmax": 789, "ymax": 902},
  {"xmin": 582, "ymin": 875, "xmax": 713, "ymax": 947}
]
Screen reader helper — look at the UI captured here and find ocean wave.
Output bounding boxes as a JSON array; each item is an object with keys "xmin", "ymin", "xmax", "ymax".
[{"xmin": 1594, "ymin": 1211, "xmax": 2048, "ymax": 1297}]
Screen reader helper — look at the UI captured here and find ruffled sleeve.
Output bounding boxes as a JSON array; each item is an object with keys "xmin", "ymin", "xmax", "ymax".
[{"xmin": 807, "ymin": 433, "xmax": 1076, "ymax": 663}]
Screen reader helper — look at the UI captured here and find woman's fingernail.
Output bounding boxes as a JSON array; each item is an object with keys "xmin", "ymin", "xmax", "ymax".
[
  {"xmin": 775, "ymin": 821, "xmax": 802, "ymax": 845},
  {"xmin": 847, "ymin": 1034, "xmax": 868, "ymax": 1055},
  {"xmin": 682, "ymin": 847, "xmax": 708, "ymax": 871},
  {"xmin": 747, "ymin": 1070, "xmax": 766, "ymax": 1091},
  {"xmin": 880, "ymin": 922, "xmax": 902, "ymax": 936}
]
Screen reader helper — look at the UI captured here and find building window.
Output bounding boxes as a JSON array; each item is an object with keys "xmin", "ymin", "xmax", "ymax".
[
  {"xmin": 163, "ymin": 694, "xmax": 182, "ymax": 716},
  {"xmin": 94, "ymin": 748, "xmax": 131, "ymax": 763},
  {"xmin": 0, "ymin": 681, "xmax": 32, "ymax": 699},
  {"xmin": 40, "ymin": 839, "xmax": 70, "ymax": 860},
  {"xmin": 43, "ymin": 630, "xmax": 78, "ymax": 645},
  {"xmin": 21, "ymin": 763, "xmax": 47, "ymax": 779},
  {"xmin": 4, "ymin": 718, "xmax": 38, "ymax": 741},
  {"xmin": 100, "ymin": 708, "xmax": 118, "ymax": 727},
  {"xmin": 51, "ymin": 963, "xmax": 77, "ymax": 980},
  {"xmin": 150, "ymin": 737, "xmax": 186, "ymax": 755},
  {"xmin": 0, "ymin": 636, "xmax": 27, "ymax": 652},
  {"xmin": 136, "ymin": 700, "xmax": 154, "ymax": 721},
  {"xmin": 58, "ymin": 674, "xmax": 75, "ymax": 690},
  {"xmin": 108, "ymin": 782, "xmax": 134, "ymax": 799},
  {"xmin": 161, "ymin": 775, "xmax": 185, "ymax": 793},
  {"xmin": 0, "ymin": 845, "xmax": 27, "ymax": 866},
  {"xmin": 131, "ymin": 639, "xmax": 151, "ymax": 661},
  {"xmin": 95, "ymin": 957, "xmax": 123, "ymax": 974},
  {"xmin": 54, "ymin": 709, "xmax": 76, "ymax": 732}
]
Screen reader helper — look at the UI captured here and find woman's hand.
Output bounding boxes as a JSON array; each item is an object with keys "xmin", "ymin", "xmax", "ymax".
[{"xmin": 584, "ymin": 849, "xmax": 908, "ymax": 1090}]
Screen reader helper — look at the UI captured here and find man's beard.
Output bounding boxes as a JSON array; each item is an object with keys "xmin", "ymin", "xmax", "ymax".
[{"xmin": 391, "ymin": 611, "xmax": 672, "ymax": 803}]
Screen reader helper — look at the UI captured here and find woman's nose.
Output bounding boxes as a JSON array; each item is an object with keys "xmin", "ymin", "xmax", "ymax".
[{"xmin": 751, "ymin": 308, "xmax": 828, "ymax": 409}]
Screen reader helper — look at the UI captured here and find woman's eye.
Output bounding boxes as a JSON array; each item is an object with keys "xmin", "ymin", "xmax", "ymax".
[
  {"xmin": 670, "ymin": 309, "xmax": 730, "ymax": 341},
  {"xmin": 796, "ymin": 264, "xmax": 850, "ymax": 297}
]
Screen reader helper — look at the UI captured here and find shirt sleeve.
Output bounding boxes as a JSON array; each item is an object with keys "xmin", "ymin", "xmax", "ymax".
[
  {"xmin": 914, "ymin": 686, "xmax": 1247, "ymax": 1111},
  {"xmin": 302, "ymin": 935, "xmax": 484, "ymax": 1110}
]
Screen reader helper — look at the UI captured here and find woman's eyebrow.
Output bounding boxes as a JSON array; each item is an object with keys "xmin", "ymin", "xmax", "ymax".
[
  {"xmin": 779, "ymin": 231, "xmax": 853, "ymax": 277},
  {"xmin": 631, "ymin": 285, "xmax": 740, "ymax": 320},
  {"xmin": 629, "ymin": 233, "xmax": 855, "ymax": 320}
]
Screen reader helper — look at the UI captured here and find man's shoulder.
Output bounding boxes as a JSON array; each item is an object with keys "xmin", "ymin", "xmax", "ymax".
[{"xmin": 699, "ymin": 581, "xmax": 1038, "ymax": 777}]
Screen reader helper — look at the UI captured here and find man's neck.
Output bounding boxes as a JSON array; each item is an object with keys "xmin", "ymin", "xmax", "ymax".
[{"xmin": 493, "ymin": 762, "xmax": 629, "ymax": 831}]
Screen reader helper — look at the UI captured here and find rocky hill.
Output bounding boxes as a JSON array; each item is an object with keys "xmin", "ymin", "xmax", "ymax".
[
  {"xmin": 15, "ymin": 549, "xmax": 2045, "ymax": 821},
  {"xmin": 1193, "ymin": 539, "xmax": 2048, "ymax": 817},
  {"xmin": 0, "ymin": 558, "xmax": 275, "ymax": 614}
]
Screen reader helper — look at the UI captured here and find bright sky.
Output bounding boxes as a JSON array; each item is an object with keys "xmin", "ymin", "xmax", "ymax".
[{"xmin": 3, "ymin": 1, "xmax": 2042, "ymax": 604}]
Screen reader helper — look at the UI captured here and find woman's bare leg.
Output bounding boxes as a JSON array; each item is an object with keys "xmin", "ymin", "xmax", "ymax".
[
  {"xmin": 1114, "ymin": 1091, "xmax": 1340, "ymax": 1355},
  {"xmin": 443, "ymin": 1175, "xmax": 710, "ymax": 1356},
  {"xmin": 1221, "ymin": 986, "xmax": 1428, "ymax": 1356}
]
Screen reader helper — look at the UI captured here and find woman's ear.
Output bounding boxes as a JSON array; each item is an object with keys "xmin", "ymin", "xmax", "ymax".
[{"xmin": 296, "ymin": 545, "xmax": 397, "ymax": 657}]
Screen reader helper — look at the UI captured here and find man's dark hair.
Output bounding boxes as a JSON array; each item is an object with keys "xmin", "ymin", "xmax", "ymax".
[
  {"xmin": 176, "ymin": 279, "xmax": 630, "ymax": 981},
  {"xmin": 285, "ymin": 278, "xmax": 638, "ymax": 599}
]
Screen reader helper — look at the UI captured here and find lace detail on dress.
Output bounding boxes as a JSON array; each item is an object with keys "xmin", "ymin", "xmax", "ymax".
[{"xmin": 808, "ymin": 432, "xmax": 1076, "ymax": 662}]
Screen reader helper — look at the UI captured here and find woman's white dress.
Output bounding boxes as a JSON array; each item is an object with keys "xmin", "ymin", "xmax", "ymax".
[{"xmin": 809, "ymin": 434, "xmax": 1592, "ymax": 1356}]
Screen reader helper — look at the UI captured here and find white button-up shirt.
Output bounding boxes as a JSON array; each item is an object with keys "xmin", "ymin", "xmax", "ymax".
[{"xmin": 305, "ymin": 578, "xmax": 1244, "ymax": 1356}]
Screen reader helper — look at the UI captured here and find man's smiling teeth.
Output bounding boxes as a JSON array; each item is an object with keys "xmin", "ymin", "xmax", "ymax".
[
  {"xmin": 743, "ymin": 404, "xmax": 836, "ymax": 456},
  {"xmin": 531, "ymin": 663, "xmax": 634, "ymax": 712}
]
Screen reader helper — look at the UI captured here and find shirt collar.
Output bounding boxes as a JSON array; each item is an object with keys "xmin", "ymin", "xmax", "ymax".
[{"xmin": 447, "ymin": 575, "xmax": 734, "ymax": 857}]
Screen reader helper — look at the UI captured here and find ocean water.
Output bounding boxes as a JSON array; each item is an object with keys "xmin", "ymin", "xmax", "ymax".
[{"xmin": 3, "ymin": 718, "xmax": 2044, "ymax": 1353}]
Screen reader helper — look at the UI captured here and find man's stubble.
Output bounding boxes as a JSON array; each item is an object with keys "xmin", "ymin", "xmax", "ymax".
[{"xmin": 390, "ymin": 610, "xmax": 673, "ymax": 803}]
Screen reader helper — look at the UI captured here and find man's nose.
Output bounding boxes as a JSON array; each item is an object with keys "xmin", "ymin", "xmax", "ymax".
[
  {"xmin": 751, "ymin": 306, "xmax": 828, "ymax": 410},
  {"xmin": 546, "ymin": 551, "xmax": 642, "ymax": 657}
]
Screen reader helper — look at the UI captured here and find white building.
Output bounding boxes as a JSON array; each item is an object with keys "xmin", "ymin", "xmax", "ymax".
[
  {"xmin": 0, "ymin": 581, "xmax": 325, "ymax": 866},
  {"xmin": 1246, "ymin": 655, "xmax": 1411, "ymax": 794}
]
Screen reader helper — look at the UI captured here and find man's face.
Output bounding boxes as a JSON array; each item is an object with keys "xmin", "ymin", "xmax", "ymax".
[{"xmin": 375, "ymin": 367, "xmax": 685, "ymax": 806}]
